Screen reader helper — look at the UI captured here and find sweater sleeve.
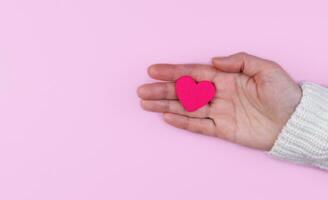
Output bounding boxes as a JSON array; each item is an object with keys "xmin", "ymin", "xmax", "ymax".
[{"xmin": 269, "ymin": 82, "xmax": 328, "ymax": 170}]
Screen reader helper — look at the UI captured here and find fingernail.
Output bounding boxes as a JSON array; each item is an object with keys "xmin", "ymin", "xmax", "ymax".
[
  {"xmin": 140, "ymin": 100, "xmax": 152, "ymax": 111},
  {"xmin": 137, "ymin": 86, "xmax": 146, "ymax": 98},
  {"xmin": 147, "ymin": 65, "xmax": 158, "ymax": 76}
]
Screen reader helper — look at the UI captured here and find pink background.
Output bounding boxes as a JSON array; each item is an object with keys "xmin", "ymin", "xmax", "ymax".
[{"xmin": 0, "ymin": 0, "xmax": 328, "ymax": 199}]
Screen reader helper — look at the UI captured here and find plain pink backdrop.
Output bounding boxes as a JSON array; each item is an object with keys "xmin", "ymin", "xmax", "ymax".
[{"xmin": 0, "ymin": 0, "xmax": 328, "ymax": 199}]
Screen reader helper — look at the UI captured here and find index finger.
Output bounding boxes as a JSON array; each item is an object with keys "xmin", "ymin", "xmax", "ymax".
[{"xmin": 147, "ymin": 64, "xmax": 217, "ymax": 82}]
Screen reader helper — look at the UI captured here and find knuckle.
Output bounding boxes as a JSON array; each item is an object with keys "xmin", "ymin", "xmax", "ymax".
[
  {"xmin": 269, "ymin": 60, "xmax": 281, "ymax": 68},
  {"xmin": 164, "ymin": 101, "xmax": 170, "ymax": 111},
  {"xmin": 195, "ymin": 128, "xmax": 204, "ymax": 134},
  {"xmin": 182, "ymin": 118, "xmax": 190, "ymax": 130},
  {"xmin": 235, "ymin": 52, "xmax": 249, "ymax": 58},
  {"xmin": 163, "ymin": 83, "xmax": 169, "ymax": 98}
]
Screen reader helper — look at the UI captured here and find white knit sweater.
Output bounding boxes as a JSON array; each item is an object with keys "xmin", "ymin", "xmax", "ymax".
[{"xmin": 269, "ymin": 82, "xmax": 328, "ymax": 170}]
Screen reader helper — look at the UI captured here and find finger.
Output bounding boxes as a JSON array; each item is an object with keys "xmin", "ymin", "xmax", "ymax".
[
  {"xmin": 137, "ymin": 82, "xmax": 177, "ymax": 100},
  {"xmin": 141, "ymin": 100, "xmax": 210, "ymax": 118},
  {"xmin": 163, "ymin": 113, "xmax": 216, "ymax": 136},
  {"xmin": 147, "ymin": 64, "xmax": 217, "ymax": 82},
  {"xmin": 212, "ymin": 52, "xmax": 278, "ymax": 77}
]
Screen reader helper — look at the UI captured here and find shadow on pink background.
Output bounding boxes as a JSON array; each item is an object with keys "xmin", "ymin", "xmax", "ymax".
[{"xmin": 0, "ymin": 0, "xmax": 327, "ymax": 199}]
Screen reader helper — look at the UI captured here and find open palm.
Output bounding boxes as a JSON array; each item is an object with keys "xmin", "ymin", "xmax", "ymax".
[{"xmin": 138, "ymin": 53, "xmax": 301, "ymax": 150}]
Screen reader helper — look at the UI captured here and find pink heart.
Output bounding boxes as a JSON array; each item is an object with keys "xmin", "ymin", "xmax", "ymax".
[{"xmin": 175, "ymin": 76, "xmax": 216, "ymax": 112}]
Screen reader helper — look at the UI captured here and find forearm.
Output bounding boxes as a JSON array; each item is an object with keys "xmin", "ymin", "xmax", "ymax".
[{"xmin": 269, "ymin": 82, "xmax": 328, "ymax": 170}]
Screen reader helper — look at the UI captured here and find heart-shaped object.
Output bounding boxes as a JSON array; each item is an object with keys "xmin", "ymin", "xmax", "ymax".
[{"xmin": 175, "ymin": 76, "xmax": 216, "ymax": 112}]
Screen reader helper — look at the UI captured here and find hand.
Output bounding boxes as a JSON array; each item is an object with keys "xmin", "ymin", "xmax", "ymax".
[{"xmin": 137, "ymin": 52, "xmax": 302, "ymax": 150}]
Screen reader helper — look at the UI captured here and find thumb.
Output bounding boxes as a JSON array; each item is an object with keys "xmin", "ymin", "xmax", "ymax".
[{"xmin": 212, "ymin": 52, "xmax": 276, "ymax": 77}]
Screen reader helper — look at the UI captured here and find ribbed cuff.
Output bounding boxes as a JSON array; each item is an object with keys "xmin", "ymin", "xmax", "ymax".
[{"xmin": 269, "ymin": 82, "xmax": 328, "ymax": 170}]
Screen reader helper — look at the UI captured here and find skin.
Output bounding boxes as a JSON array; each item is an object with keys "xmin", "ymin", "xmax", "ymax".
[{"xmin": 137, "ymin": 52, "xmax": 302, "ymax": 150}]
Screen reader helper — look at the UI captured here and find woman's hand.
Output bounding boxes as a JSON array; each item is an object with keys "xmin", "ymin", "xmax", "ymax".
[{"xmin": 137, "ymin": 52, "xmax": 302, "ymax": 150}]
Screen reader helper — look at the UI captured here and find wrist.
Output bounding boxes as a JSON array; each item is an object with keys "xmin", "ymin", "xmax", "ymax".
[{"xmin": 269, "ymin": 82, "xmax": 328, "ymax": 170}]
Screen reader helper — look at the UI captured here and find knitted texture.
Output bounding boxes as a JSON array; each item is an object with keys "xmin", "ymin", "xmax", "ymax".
[{"xmin": 269, "ymin": 82, "xmax": 328, "ymax": 170}]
